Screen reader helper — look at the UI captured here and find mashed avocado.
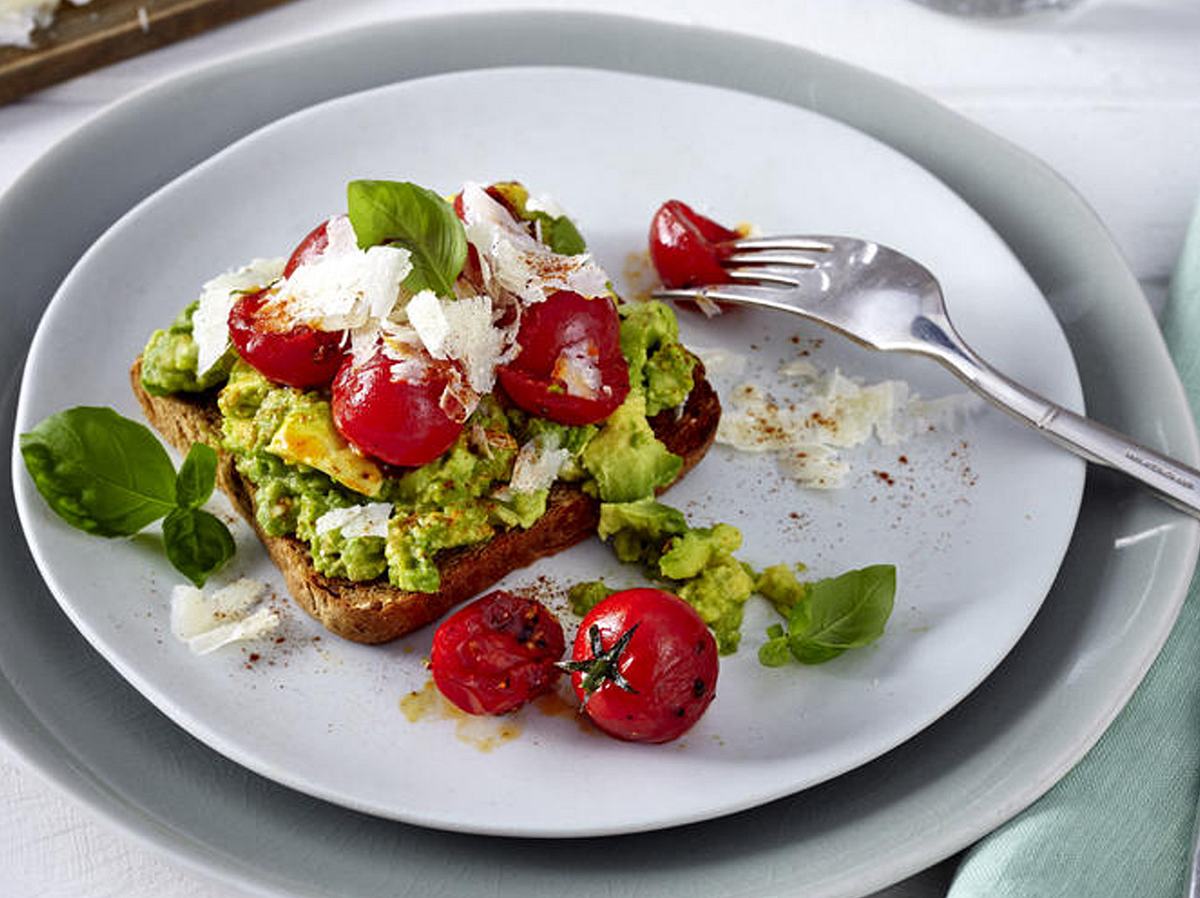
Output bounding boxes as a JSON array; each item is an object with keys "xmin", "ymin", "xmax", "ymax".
[
  {"xmin": 619, "ymin": 300, "xmax": 696, "ymax": 416},
  {"xmin": 596, "ymin": 499, "xmax": 754, "ymax": 654},
  {"xmin": 141, "ymin": 263, "xmax": 700, "ymax": 595},
  {"xmin": 141, "ymin": 302, "xmax": 234, "ymax": 396},
  {"xmin": 582, "ymin": 394, "xmax": 682, "ymax": 502},
  {"xmin": 213, "ymin": 358, "xmax": 542, "ymax": 591}
]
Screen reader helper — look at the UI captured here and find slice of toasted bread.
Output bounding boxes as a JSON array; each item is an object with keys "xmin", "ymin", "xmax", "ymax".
[{"xmin": 130, "ymin": 357, "xmax": 720, "ymax": 643}]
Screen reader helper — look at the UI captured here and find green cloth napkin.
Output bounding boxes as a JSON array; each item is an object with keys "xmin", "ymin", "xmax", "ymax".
[{"xmin": 948, "ymin": 204, "xmax": 1200, "ymax": 897}]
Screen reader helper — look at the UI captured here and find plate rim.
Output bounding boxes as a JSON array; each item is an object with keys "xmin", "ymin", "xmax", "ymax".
[
  {"xmin": 9, "ymin": 63, "xmax": 1088, "ymax": 838},
  {"xmin": 0, "ymin": 10, "xmax": 1195, "ymax": 898}
]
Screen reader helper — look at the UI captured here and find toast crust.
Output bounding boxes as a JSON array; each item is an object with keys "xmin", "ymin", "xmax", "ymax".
[{"xmin": 130, "ymin": 357, "xmax": 719, "ymax": 643}]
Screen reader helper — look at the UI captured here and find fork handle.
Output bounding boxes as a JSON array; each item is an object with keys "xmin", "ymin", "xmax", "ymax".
[{"xmin": 933, "ymin": 333, "xmax": 1200, "ymax": 518}]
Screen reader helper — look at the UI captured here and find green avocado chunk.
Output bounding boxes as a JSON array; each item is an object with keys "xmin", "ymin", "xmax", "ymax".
[
  {"xmin": 755, "ymin": 563, "xmax": 809, "ymax": 616},
  {"xmin": 597, "ymin": 498, "xmax": 687, "ymax": 566},
  {"xmin": 678, "ymin": 557, "xmax": 756, "ymax": 655},
  {"xmin": 386, "ymin": 506, "xmax": 494, "ymax": 592},
  {"xmin": 140, "ymin": 302, "xmax": 234, "ymax": 396},
  {"xmin": 567, "ymin": 580, "xmax": 617, "ymax": 616},
  {"xmin": 596, "ymin": 499, "xmax": 753, "ymax": 654},
  {"xmin": 311, "ymin": 530, "xmax": 388, "ymax": 581},
  {"xmin": 619, "ymin": 300, "xmax": 696, "ymax": 416},
  {"xmin": 582, "ymin": 394, "xmax": 682, "ymax": 502},
  {"xmin": 659, "ymin": 523, "xmax": 743, "ymax": 580},
  {"xmin": 492, "ymin": 489, "xmax": 549, "ymax": 529}
]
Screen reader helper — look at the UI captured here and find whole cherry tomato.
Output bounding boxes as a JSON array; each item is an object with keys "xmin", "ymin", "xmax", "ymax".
[
  {"xmin": 282, "ymin": 216, "xmax": 338, "ymax": 278},
  {"xmin": 330, "ymin": 350, "xmax": 465, "ymax": 468},
  {"xmin": 431, "ymin": 591, "xmax": 566, "ymax": 715},
  {"xmin": 648, "ymin": 200, "xmax": 741, "ymax": 289},
  {"xmin": 497, "ymin": 291, "xmax": 630, "ymax": 426},
  {"xmin": 563, "ymin": 588, "xmax": 718, "ymax": 743},
  {"xmin": 227, "ymin": 289, "xmax": 346, "ymax": 389}
]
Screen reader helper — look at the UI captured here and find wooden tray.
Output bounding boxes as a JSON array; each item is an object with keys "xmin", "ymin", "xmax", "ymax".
[{"xmin": 1, "ymin": 0, "xmax": 292, "ymax": 105}]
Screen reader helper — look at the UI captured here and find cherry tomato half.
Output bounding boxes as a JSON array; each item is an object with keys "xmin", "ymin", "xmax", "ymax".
[
  {"xmin": 282, "ymin": 216, "xmax": 337, "ymax": 278},
  {"xmin": 564, "ymin": 588, "xmax": 718, "ymax": 743},
  {"xmin": 648, "ymin": 200, "xmax": 741, "ymax": 289},
  {"xmin": 330, "ymin": 351, "xmax": 467, "ymax": 468},
  {"xmin": 431, "ymin": 591, "xmax": 566, "ymax": 715},
  {"xmin": 227, "ymin": 289, "xmax": 347, "ymax": 389},
  {"xmin": 497, "ymin": 291, "xmax": 630, "ymax": 426}
]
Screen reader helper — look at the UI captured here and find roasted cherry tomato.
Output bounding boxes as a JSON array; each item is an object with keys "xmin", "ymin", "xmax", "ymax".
[
  {"xmin": 282, "ymin": 216, "xmax": 338, "ymax": 278},
  {"xmin": 497, "ymin": 291, "xmax": 630, "ymax": 426},
  {"xmin": 330, "ymin": 351, "xmax": 465, "ymax": 468},
  {"xmin": 648, "ymin": 200, "xmax": 741, "ymax": 289},
  {"xmin": 227, "ymin": 289, "xmax": 346, "ymax": 389},
  {"xmin": 431, "ymin": 591, "xmax": 566, "ymax": 715},
  {"xmin": 563, "ymin": 588, "xmax": 718, "ymax": 743}
]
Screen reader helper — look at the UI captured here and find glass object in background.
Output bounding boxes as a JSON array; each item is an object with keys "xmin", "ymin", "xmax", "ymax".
[{"xmin": 910, "ymin": 0, "xmax": 1085, "ymax": 15}]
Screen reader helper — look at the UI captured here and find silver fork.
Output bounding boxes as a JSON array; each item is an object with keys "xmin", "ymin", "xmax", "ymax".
[{"xmin": 655, "ymin": 235, "xmax": 1200, "ymax": 518}]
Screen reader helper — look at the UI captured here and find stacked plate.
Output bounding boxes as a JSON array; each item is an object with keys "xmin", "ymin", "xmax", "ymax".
[{"xmin": 2, "ymin": 13, "xmax": 1196, "ymax": 898}]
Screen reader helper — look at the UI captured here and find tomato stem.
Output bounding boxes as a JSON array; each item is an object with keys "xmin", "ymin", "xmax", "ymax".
[{"xmin": 557, "ymin": 622, "xmax": 640, "ymax": 695}]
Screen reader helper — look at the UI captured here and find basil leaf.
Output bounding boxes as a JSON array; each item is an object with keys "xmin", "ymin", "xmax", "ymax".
[
  {"xmin": 787, "ymin": 564, "xmax": 896, "ymax": 664},
  {"xmin": 538, "ymin": 214, "xmax": 586, "ymax": 255},
  {"xmin": 346, "ymin": 180, "xmax": 467, "ymax": 297},
  {"xmin": 20, "ymin": 407, "xmax": 177, "ymax": 537},
  {"xmin": 175, "ymin": 443, "xmax": 218, "ymax": 510},
  {"xmin": 163, "ymin": 507, "xmax": 235, "ymax": 586}
]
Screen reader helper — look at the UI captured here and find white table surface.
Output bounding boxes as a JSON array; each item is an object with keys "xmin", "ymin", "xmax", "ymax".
[{"xmin": 2, "ymin": 1, "xmax": 1198, "ymax": 895}]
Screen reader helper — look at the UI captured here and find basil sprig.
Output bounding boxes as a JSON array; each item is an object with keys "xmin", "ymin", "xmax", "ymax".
[
  {"xmin": 758, "ymin": 565, "xmax": 897, "ymax": 666},
  {"xmin": 346, "ymin": 179, "xmax": 467, "ymax": 298},
  {"xmin": 21, "ymin": 408, "xmax": 235, "ymax": 586}
]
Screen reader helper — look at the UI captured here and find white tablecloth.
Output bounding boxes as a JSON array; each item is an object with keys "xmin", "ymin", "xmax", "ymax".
[{"xmin": 2, "ymin": 1, "xmax": 1197, "ymax": 895}]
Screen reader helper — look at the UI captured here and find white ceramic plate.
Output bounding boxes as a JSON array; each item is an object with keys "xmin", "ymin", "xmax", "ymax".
[{"xmin": 12, "ymin": 67, "xmax": 1084, "ymax": 837}]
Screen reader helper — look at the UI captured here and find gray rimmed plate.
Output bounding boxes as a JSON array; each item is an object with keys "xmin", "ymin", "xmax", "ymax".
[{"xmin": 0, "ymin": 11, "xmax": 1195, "ymax": 898}]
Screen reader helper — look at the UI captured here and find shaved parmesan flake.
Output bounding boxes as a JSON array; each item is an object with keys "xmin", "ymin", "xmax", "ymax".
[
  {"xmin": 388, "ymin": 355, "xmax": 430, "ymax": 384},
  {"xmin": 439, "ymin": 367, "xmax": 479, "ymax": 423},
  {"xmin": 169, "ymin": 578, "xmax": 277, "ymax": 655},
  {"xmin": 508, "ymin": 435, "xmax": 570, "ymax": 495},
  {"xmin": 314, "ymin": 503, "xmax": 393, "ymax": 539},
  {"xmin": 274, "ymin": 243, "xmax": 411, "ymax": 331},
  {"xmin": 716, "ymin": 366, "xmax": 982, "ymax": 488},
  {"xmin": 352, "ymin": 317, "xmax": 421, "ymax": 367},
  {"xmin": 779, "ymin": 444, "xmax": 850, "ymax": 490},
  {"xmin": 406, "ymin": 289, "xmax": 451, "ymax": 356},
  {"xmin": 442, "ymin": 297, "xmax": 506, "ymax": 393},
  {"xmin": 323, "ymin": 214, "xmax": 360, "ymax": 255},
  {"xmin": 778, "ymin": 357, "xmax": 820, "ymax": 379},
  {"xmin": 554, "ymin": 341, "xmax": 602, "ymax": 398},
  {"xmin": 523, "ymin": 192, "xmax": 566, "ymax": 218},
  {"xmin": 187, "ymin": 607, "xmax": 281, "ymax": 656},
  {"xmin": 459, "ymin": 182, "xmax": 608, "ymax": 304},
  {"xmin": 209, "ymin": 578, "xmax": 267, "ymax": 616},
  {"xmin": 170, "ymin": 585, "xmax": 213, "ymax": 640},
  {"xmin": 170, "ymin": 578, "xmax": 267, "ymax": 640},
  {"xmin": 692, "ymin": 347, "xmax": 747, "ymax": 377},
  {"xmin": 406, "ymin": 289, "xmax": 506, "ymax": 394},
  {"xmin": 0, "ymin": 0, "xmax": 89, "ymax": 48},
  {"xmin": 192, "ymin": 257, "xmax": 285, "ymax": 375}
]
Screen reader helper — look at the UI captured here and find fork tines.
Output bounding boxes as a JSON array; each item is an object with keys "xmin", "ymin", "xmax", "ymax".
[
  {"xmin": 731, "ymin": 236, "xmax": 835, "ymax": 252},
  {"xmin": 720, "ymin": 236, "xmax": 832, "ymax": 285}
]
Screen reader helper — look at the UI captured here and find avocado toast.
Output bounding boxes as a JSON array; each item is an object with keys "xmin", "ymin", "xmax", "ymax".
[{"xmin": 130, "ymin": 180, "xmax": 720, "ymax": 643}]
